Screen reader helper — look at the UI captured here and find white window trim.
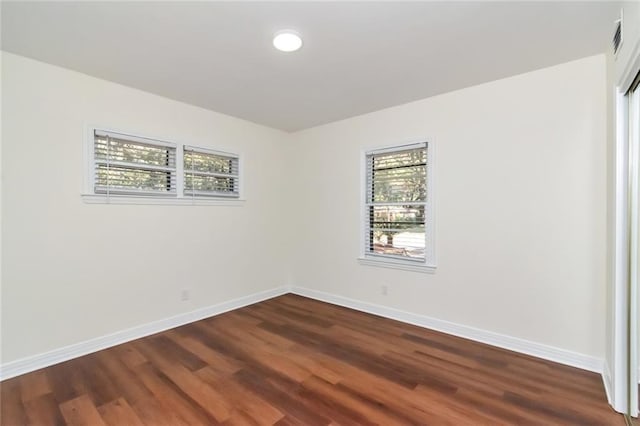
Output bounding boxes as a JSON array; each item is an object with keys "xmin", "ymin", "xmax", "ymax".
[
  {"xmin": 81, "ymin": 194, "xmax": 245, "ymax": 206},
  {"xmin": 358, "ymin": 140, "xmax": 436, "ymax": 273},
  {"xmin": 82, "ymin": 125, "xmax": 245, "ymax": 206}
]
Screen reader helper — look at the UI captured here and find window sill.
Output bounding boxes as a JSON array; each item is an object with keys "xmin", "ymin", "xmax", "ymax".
[
  {"xmin": 81, "ymin": 194, "xmax": 245, "ymax": 206},
  {"xmin": 358, "ymin": 256, "xmax": 436, "ymax": 274}
]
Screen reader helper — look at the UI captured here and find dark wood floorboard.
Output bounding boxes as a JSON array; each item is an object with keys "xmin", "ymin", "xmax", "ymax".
[{"xmin": 0, "ymin": 294, "xmax": 624, "ymax": 425}]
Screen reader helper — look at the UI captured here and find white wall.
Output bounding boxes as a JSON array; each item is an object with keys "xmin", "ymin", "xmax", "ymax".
[
  {"xmin": 1, "ymin": 52, "xmax": 290, "ymax": 363},
  {"xmin": 288, "ymin": 55, "xmax": 607, "ymax": 360}
]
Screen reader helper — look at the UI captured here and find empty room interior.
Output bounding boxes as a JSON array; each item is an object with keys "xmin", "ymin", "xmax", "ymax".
[{"xmin": 2, "ymin": 1, "xmax": 640, "ymax": 425}]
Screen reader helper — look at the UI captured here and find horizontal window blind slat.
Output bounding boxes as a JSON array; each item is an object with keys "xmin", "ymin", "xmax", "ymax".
[
  {"xmin": 183, "ymin": 190, "xmax": 240, "ymax": 198},
  {"xmin": 365, "ymin": 201, "xmax": 427, "ymax": 206},
  {"xmin": 184, "ymin": 170, "xmax": 239, "ymax": 179},
  {"xmin": 95, "ymin": 160, "xmax": 176, "ymax": 173},
  {"xmin": 95, "ymin": 151, "xmax": 175, "ymax": 167},
  {"xmin": 363, "ymin": 252, "xmax": 427, "ymax": 263},
  {"xmin": 367, "ymin": 142, "xmax": 426, "ymax": 155},
  {"xmin": 95, "ymin": 130, "xmax": 177, "ymax": 149},
  {"xmin": 367, "ymin": 165, "xmax": 425, "ymax": 174},
  {"xmin": 94, "ymin": 187, "xmax": 177, "ymax": 196},
  {"xmin": 184, "ymin": 145, "xmax": 239, "ymax": 159},
  {"xmin": 369, "ymin": 228, "xmax": 425, "ymax": 234}
]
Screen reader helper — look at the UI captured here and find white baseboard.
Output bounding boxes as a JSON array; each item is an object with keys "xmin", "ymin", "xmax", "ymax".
[
  {"xmin": 1, "ymin": 285, "xmax": 609, "ymax": 384},
  {"xmin": 290, "ymin": 286, "xmax": 604, "ymax": 374},
  {"xmin": 0, "ymin": 286, "xmax": 289, "ymax": 380},
  {"xmin": 603, "ymin": 362, "xmax": 613, "ymax": 406}
]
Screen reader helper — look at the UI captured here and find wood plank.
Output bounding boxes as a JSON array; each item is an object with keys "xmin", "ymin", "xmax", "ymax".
[
  {"xmin": 0, "ymin": 294, "xmax": 625, "ymax": 425},
  {"xmin": 97, "ymin": 397, "xmax": 145, "ymax": 426},
  {"xmin": 46, "ymin": 360, "xmax": 88, "ymax": 404},
  {"xmin": 196, "ymin": 366, "xmax": 284, "ymax": 425},
  {"xmin": 1, "ymin": 378, "xmax": 29, "ymax": 426},
  {"xmin": 113, "ymin": 345, "xmax": 147, "ymax": 370},
  {"xmin": 164, "ymin": 330, "xmax": 243, "ymax": 376},
  {"xmin": 94, "ymin": 349, "xmax": 152, "ymax": 405},
  {"xmin": 24, "ymin": 393, "xmax": 66, "ymax": 426},
  {"xmin": 133, "ymin": 361, "xmax": 222, "ymax": 425},
  {"xmin": 133, "ymin": 339, "xmax": 231, "ymax": 422},
  {"xmin": 19, "ymin": 370, "xmax": 52, "ymax": 403},
  {"xmin": 130, "ymin": 396, "xmax": 190, "ymax": 426},
  {"xmin": 58, "ymin": 395, "xmax": 106, "ymax": 426}
]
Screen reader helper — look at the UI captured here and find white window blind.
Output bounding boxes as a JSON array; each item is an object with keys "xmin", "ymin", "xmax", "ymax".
[
  {"xmin": 93, "ymin": 130, "xmax": 177, "ymax": 196},
  {"xmin": 183, "ymin": 146, "xmax": 239, "ymax": 198},
  {"xmin": 365, "ymin": 143, "xmax": 428, "ymax": 262}
]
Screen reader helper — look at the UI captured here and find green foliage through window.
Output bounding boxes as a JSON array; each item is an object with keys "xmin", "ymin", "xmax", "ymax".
[
  {"xmin": 94, "ymin": 134, "xmax": 176, "ymax": 195},
  {"xmin": 91, "ymin": 130, "xmax": 240, "ymax": 199},
  {"xmin": 183, "ymin": 148, "xmax": 239, "ymax": 197}
]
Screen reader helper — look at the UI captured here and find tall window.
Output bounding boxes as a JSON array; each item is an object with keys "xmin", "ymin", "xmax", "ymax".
[{"xmin": 364, "ymin": 142, "xmax": 434, "ymax": 268}]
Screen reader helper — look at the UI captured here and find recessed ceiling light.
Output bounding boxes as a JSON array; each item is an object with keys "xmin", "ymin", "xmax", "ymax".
[{"xmin": 273, "ymin": 30, "xmax": 302, "ymax": 52}]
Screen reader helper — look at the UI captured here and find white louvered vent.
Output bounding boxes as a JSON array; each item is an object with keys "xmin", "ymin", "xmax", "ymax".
[{"xmin": 613, "ymin": 10, "xmax": 623, "ymax": 56}]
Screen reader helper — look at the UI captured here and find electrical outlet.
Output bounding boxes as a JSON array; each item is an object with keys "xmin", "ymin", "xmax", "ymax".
[
  {"xmin": 181, "ymin": 289, "xmax": 190, "ymax": 301},
  {"xmin": 381, "ymin": 285, "xmax": 388, "ymax": 296}
]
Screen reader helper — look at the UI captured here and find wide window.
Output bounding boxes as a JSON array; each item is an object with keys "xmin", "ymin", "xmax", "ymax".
[
  {"xmin": 86, "ymin": 129, "xmax": 241, "ymax": 204},
  {"xmin": 362, "ymin": 142, "xmax": 434, "ymax": 271},
  {"xmin": 93, "ymin": 130, "xmax": 177, "ymax": 196}
]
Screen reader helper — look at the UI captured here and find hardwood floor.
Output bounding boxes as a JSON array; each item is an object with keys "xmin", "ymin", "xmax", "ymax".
[{"xmin": 1, "ymin": 294, "xmax": 623, "ymax": 425}]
